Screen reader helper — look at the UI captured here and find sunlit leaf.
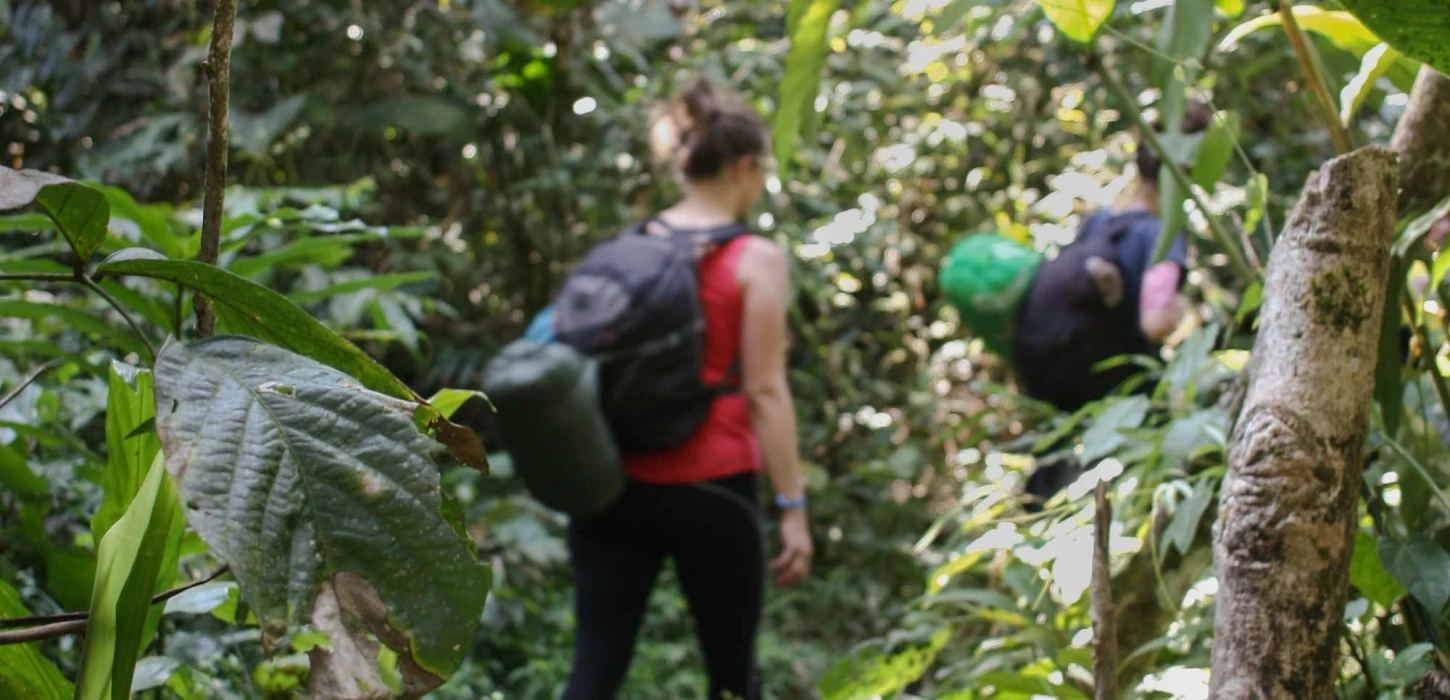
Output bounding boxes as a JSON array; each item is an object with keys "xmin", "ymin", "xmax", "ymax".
[
  {"xmin": 1216, "ymin": 0, "xmax": 1244, "ymax": 18},
  {"xmin": 1219, "ymin": 6, "xmax": 1381, "ymax": 55},
  {"xmin": 1340, "ymin": 43, "xmax": 1402, "ymax": 127},
  {"xmin": 154, "ymin": 336, "xmax": 490, "ymax": 688},
  {"xmin": 1035, "ymin": 0, "xmax": 1115, "ymax": 43},
  {"xmin": 1192, "ymin": 112, "xmax": 1240, "ymax": 191}
]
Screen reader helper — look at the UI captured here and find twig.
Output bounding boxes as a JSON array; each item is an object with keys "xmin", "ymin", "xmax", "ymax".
[
  {"xmin": 0, "ymin": 619, "xmax": 88, "ymax": 645},
  {"xmin": 0, "ymin": 359, "xmax": 62, "ymax": 412},
  {"xmin": 0, "ymin": 566, "xmax": 231, "ymax": 642},
  {"xmin": 80, "ymin": 275, "xmax": 157, "ymax": 362},
  {"xmin": 1276, "ymin": 0, "xmax": 1353, "ymax": 154},
  {"xmin": 1092, "ymin": 481, "xmax": 1118, "ymax": 700},
  {"xmin": 195, "ymin": 0, "xmax": 238, "ymax": 338},
  {"xmin": 1097, "ymin": 62, "xmax": 1262, "ymax": 284}
]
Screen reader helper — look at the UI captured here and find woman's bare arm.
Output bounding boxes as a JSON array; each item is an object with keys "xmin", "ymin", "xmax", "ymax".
[{"xmin": 737, "ymin": 237, "xmax": 804, "ymax": 504}]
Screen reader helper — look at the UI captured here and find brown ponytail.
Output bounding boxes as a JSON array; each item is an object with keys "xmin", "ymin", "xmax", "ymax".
[{"xmin": 651, "ymin": 77, "xmax": 767, "ymax": 180}]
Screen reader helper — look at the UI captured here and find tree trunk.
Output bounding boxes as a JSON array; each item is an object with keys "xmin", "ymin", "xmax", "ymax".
[
  {"xmin": 1391, "ymin": 66, "xmax": 1450, "ymax": 216},
  {"xmin": 1209, "ymin": 147, "xmax": 1398, "ymax": 699}
]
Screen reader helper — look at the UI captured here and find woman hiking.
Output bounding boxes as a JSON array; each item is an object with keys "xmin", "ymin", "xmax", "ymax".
[{"xmin": 559, "ymin": 77, "xmax": 812, "ymax": 700}]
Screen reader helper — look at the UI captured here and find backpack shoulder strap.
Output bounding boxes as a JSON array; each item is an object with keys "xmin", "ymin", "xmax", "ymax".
[{"xmin": 641, "ymin": 216, "xmax": 751, "ymax": 259}]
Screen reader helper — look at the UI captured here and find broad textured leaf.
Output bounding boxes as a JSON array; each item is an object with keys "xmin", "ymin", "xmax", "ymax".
[
  {"xmin": 1336, "ymin": 0, "xmax": 1450, "ymax": 77},
  {"xmin": 0, "ymin": 579, "xmax": 73, "ymax": 700},
  {"xmin": 1352, "ymin": 530, "xmax": 1407, "ymax": 608},
  {"xmin": 1380, "ymin": 534, "xmax": 1450, "ymax": 615},
  {"xmin": 1080, "ymin": 396, "xmax": 1150, "ymax": 463},
  {"xmin": 1035, "ymin": 0, "xmax": 1115, "ymax": 43},
  {"xmin": 1340, "ymin": 43, "xmax": 1402, "ymax": 127},
  {"xmin": 96, "ymin": 255, "xmax": 413, "ymax": 400},
  {"xmin": 76, "ymin": 451, "xmax": 180, "ymax": 700},
  {"xmin": 774, "ymin": 0, "xmax": 841, "ymax": 170},
  {"xmin": 0, "ymin": 167, "xmax": 109, "ymax": 260},
  {"xmin": 153, "ymin": 336, "xmax": 489, "ymax": 684}
]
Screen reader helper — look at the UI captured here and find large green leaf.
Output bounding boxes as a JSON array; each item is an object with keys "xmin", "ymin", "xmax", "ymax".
[
  {"xmin": 1034, "ymin": 0, "xmax": 1115, "ymax": 43},
  {"xmin": 1336, "ymin": 0, "xmax": 1450, "ymax": 77},
  {"xmin": 76, "ymin": 451, "xmax": 181, "ymax": 700},
  {"xmin": 1352, "ymin": 530, "xmax": 1407, "ymax": 608},
  {"xmin": 153, "ymin": 336, "xmax": 490, "ymax": 687},
  {"xmin": 774, "ymin": 0, "xmax": 841, "ymax": 171},
  {"xmin": 95, "ymin": 255, "xmax": 412, "ymax": 401},
  {"xmin": 1192, "ymin": 112, "xmax": 1240, "ymax": 191},
  {"xmin": 0, "ymin": 579, "xmax": 73, "ymax": 700},
  {"xmin": 1380, "ymin": 534, "xmax": 1450, "ymax": 615},
  {"xmin": 0, "ymin": 167, "xmax": 109, "ymax": 260}
]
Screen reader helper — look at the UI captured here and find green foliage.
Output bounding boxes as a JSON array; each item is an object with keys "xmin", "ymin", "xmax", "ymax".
[
  {"xmin": 0, "ymin": 581, "xmax": 73, "ymax": 700},
  {"xmin": 1337, "ymin": 0, "xmax": 1450, "ymax": 77},
  {"xmin": 775, "ymin": 0, "xmax": 841, "ymax": 170},
  {"xmin": 76, "ymin": 451, "xmax": 181, "ymax": 700},
  {"xmin": 152, "ymin": 336, "xmax": 490, "ymax": 676},
  {"xmin": 0, "ymin": 168, "xmax": 109, "ymax": 260},
  {"xmin": 96, "ymin": 255, "xmax": 415, "ymax": 401}
]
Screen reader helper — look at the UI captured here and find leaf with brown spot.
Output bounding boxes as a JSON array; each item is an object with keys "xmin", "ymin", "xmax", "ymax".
[{"xmin": 154, "ymin": 336, "xmax": 490, "ymax": 684}]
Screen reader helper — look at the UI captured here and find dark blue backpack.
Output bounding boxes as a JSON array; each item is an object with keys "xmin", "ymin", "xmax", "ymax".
[{"xmin": 552, "ymin": 217, "xmax": 748, "ymax": 451}]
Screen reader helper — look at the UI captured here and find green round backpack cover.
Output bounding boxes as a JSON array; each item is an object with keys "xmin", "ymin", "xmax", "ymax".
[
  {"xmin": 939, "ymin": 232, "xmax": 1043, "ymax": 360},
  {"xmin": 482, "ymin": 339, "xmax": 624, "ymax": 517}
]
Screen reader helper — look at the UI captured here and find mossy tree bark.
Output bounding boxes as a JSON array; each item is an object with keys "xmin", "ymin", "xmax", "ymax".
[{"xmin": 1209, "ymin": 147, "xmax": 1399, "ymax": 699}]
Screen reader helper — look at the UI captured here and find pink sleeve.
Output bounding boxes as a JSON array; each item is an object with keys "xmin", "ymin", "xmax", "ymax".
[{"xmin": 1140, "ymin": 262, "xmax": 1183, "ymax": 318}]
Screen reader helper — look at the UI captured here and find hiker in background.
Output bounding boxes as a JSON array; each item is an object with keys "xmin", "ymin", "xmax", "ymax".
[
  {"xmin": 552, "ymin": 77, "xmax": 809, "ymax": 700},
  {"xmin": 942, "ymin": 101, "xmax": 1209, "ymax": 506}
]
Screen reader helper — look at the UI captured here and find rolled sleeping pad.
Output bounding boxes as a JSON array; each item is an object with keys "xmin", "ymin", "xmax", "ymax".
[{"xmin": 482, "ymin": 339, "xmax": 624, "ymax": 517}]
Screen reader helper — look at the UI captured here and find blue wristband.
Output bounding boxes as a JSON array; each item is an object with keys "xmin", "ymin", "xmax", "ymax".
[{"xmin": 774, "ymin": 493, "xmax": 807, "ymax": 511}]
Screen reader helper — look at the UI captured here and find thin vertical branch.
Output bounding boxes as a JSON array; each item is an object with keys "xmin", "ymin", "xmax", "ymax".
[
  {"xmin": 195, "ymin": 0, "xmax": 238, "ymax": 338},
  {"xmin": 1092, "ymin": 481, "xmax": 1118, "ymax": 700},
  {"xmin": 1276, "ymin": 1, "xmax": 1353, "ymax": 155}
]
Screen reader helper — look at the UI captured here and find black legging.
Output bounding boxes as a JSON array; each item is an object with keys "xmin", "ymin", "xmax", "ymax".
[{"xmin": 561, "ymin": 472, "xmax": 764, "ymax": 700}]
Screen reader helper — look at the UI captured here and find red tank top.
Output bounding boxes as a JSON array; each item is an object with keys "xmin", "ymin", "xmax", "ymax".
[{"xmin": 622, "ymin": 235, "xmax": 761, "ymax": 483}]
